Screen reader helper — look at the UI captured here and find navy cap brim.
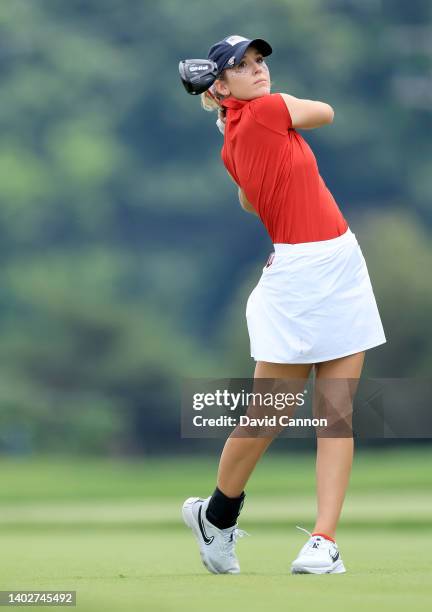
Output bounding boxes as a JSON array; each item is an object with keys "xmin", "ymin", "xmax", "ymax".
[{"xmin": 219, "ymin": 38, "xmax": 272, "ymax": 72}]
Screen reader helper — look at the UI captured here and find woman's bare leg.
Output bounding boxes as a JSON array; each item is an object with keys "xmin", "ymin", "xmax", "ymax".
[
  {"xmin": 313, "ymin": 351, "xmax": 365, "ymax": 538},
  {"xmin": 217, "ymin": 360, "xmax": 314, "ymax": 497}
]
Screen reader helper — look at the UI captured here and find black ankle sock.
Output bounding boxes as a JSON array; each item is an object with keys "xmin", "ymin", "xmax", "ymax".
[{"xmin": 205, "ymin": 486, "xmax": 246, "ymax": 529}]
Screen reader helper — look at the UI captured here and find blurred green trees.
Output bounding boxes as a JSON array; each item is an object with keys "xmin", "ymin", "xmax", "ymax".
[{"xmin": 0, "ymin": 0, "xmax": 430, "ymax": 453}]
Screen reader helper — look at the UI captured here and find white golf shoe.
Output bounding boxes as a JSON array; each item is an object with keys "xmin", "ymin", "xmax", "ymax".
[
  {"xmin": 291, "ymin": 526, "xmax": 346, "ymax": 574},
  {"xmin": 182, "ymin": 496, "xmax": 249, "ymax": 574}
]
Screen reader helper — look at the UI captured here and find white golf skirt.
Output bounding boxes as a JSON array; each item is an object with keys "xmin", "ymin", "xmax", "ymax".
[{"xmin": 246, "ymin": 227, "xmax": 387, "ymax": 363}]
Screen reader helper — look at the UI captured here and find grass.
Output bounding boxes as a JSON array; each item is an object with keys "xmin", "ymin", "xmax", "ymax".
[
  {"xmin": 1, "ymin": 446, "xmax": 431, "ymax": 501},
  {"xmin": 0, "ymin": 448, "xmax": 431, "ymax": 611},
  {"xmin": 1, "ymin": 529, "xmax": 431, "ymax": 612}
]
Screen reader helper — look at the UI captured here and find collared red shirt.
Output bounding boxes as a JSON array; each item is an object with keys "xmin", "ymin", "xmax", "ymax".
[{"xmin": 220, "ymin": 92, "xmax": 348, "ymax": 244}]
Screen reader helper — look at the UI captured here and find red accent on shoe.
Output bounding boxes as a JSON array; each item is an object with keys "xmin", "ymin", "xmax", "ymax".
[{"xmin": 311, "ymin": 532, "xmax": 336, "ymax": 543}]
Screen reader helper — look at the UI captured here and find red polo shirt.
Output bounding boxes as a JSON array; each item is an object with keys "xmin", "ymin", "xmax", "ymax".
[{"xmin": 220, "ymin": 92, "xmax": 348, "ymax": 244}]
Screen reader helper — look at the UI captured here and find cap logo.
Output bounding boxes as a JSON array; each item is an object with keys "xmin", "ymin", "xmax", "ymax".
[
  {"xmin": 225, "ymin": 35, "xmax": 249, "ymax": 46},
  {"xmin": 227, "ymin": 55, "xmax": 236, "ymax": 66}
]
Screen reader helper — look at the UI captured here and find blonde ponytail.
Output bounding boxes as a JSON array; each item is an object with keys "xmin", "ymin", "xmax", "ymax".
[
  {"xmin": 200, "ymin": 89, "xmax": 220, "ymax": 112},
  {"xmin": 200, "ymin": 78, "xmax": 229, "ymax": 114}
]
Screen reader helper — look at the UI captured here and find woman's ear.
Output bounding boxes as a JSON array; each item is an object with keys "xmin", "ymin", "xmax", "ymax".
[{"xmin": 214, "ymin": 78, "xmax": 230, "ymax": 98}]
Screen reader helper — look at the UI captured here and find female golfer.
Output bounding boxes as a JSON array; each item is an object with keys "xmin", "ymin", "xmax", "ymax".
[{"xmin": 181, "ymin": 34, "xmax": 386, "ymax": 575}]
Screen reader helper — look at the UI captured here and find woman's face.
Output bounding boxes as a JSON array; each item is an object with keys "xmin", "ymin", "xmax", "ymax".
[{"xmin": 215, "ymin": 46, "xmax": 271, "ymax": 100}]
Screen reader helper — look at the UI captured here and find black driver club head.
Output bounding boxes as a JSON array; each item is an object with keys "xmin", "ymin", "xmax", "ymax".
[{"xmin": 179, "ymin": 59, "xmax": 219, "ymax": 95}]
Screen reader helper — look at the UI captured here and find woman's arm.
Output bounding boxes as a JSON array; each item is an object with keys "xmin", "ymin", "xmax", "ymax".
[
  {"xmin": 225, "ymin": 170, "xmax": 258, "ymax": 216},
  {"xmin": 238, "ymin": 186, "xmax": 259, "ymax": 216},
  {"xmin": 280, "ymin": 93, "xmax": 334, "ymax": 129}
]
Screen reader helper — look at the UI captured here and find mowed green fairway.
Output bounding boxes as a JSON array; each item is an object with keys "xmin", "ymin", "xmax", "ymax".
[
  {"xmin": 1, "ymin": 448, "xmax": 431, "ymax": 611},
  {"xmin": 2, "ymin": 529, "xmax": 431, "ymax": 612}
]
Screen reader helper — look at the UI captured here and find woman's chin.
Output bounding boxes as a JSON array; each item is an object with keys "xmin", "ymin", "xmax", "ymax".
[
  {"xmin": 257, "ymin": 86, "xmax": 271, "ymax": 96},
  {"xmin": 256, "ymin": 83, "xmax": 270, "ymax": 93}
]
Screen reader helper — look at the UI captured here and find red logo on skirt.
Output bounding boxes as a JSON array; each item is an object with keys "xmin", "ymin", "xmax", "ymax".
[{"xmin": 265, "ymin": 253, "xmax": 275, "ymax": 268}]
